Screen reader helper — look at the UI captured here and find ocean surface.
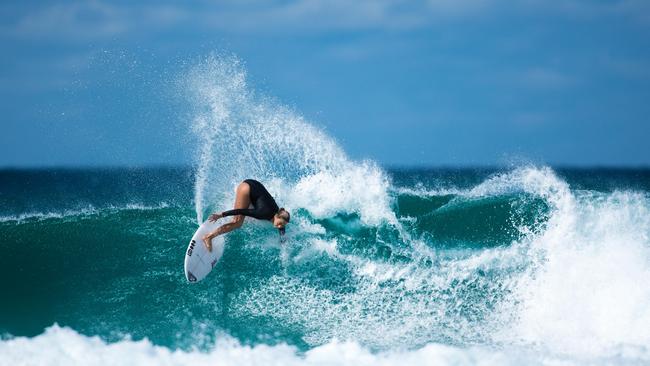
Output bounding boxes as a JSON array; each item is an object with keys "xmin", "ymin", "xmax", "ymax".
[{"xmin": 2, "ymin": 56, "xmax": 650, "ymax": 365}]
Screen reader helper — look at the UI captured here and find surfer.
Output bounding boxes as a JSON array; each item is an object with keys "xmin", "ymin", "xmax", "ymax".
[{"xmin": 202, "ymin": 179, "xmax": 290, "ymax": 252}]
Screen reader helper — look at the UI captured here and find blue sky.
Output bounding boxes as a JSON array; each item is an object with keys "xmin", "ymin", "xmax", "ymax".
[{"xmin": 1, "ymin": 0, "xmax": 649, "ymax": 167}]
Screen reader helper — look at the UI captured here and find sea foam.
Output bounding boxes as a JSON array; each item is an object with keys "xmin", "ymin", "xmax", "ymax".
[{"xmin": 0, "ymin": 324, "xmax": 617, "ymax": 366}]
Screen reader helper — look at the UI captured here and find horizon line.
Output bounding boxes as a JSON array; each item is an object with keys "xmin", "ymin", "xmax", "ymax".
[{"xmin": 1, "ymin": 163, "xmax": 649, "ymax": 171}]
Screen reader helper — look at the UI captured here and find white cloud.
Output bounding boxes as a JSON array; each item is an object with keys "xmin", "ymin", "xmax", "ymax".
[
  {"xmin": 194, "ymin": 0, "xmax": 430, "ymax": 33},
  {"xmin": 602, "ymin": 57, "xmax": 650, "ymax": 81},
  {"xmin": 0, "ymin": 0, "xmax": 506, "ymax": 42},
  {"xmin": 0, "ymin": 50, "xmax": 96, "ymax": 93},
  {"xmin": 426, "ymin": 0, "xmax": 497, "ymax": 17},
  {"xmin": 516, "ymin": 0, "xmax": 650, "ymax": 24},
  {"xmin": 3, "ymin": 0, "xmax": 649, "ymax": 42},
  {"xmin": 517, "ymin": 67, "xmax": 575, "ymax": 90},
  {"xmin": 511, "ymin": 111, "xmax": 548, "ymax": 127},
  {"xmin": 9, "ymin": 1, "xmax": 128, "ymax": 40},
  {"xmin": 2, "ymin": 1, "xmax": 189, "ymax": 41},
  {"xmin": 481, "ymin": 67, "xmax": 577, "ymax": 92}
]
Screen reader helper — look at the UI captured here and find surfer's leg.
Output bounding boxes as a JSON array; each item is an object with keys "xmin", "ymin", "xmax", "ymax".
[
  {"xmin": 203, "ymin": 181, "xmax": 250, "ymax": 251},
  {"xmin": 230, "ymin": 181, "xmax": 251, "ymax": 229}
]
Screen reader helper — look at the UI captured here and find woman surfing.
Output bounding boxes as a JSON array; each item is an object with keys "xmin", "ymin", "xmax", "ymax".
[{"xmin": 202, "ymin": 179, "xmax": 290, "ymax": 251}]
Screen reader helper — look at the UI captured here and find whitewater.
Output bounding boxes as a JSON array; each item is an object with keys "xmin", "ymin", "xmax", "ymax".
[{"xmin": 1, "ymin": 55, "xmax": 649, "ymax": 365}]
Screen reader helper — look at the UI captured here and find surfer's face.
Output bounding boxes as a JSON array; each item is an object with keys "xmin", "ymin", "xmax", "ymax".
[
  {"xmin": 273, "ymin": 215, "xmax": 288, "ymax": 229},
  {"xmin": 273, "ymin": 210, "xmax": 290, "ymax": 229}
]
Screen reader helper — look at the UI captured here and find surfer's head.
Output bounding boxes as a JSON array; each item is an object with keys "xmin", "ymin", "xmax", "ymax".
[{"xmin": 273, "ymin": 208, "xmax": 290, "ymax": 234}]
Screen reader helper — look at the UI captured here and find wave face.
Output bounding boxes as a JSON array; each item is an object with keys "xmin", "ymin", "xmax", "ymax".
[{"xmin": 2, "ymin": 57, "xmax": 650, "ymax": 365}]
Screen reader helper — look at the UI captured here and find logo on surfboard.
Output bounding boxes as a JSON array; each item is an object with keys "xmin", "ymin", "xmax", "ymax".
[{"xmin": 187, "ymin": 240, "xmax": 195, "ymax": 257}]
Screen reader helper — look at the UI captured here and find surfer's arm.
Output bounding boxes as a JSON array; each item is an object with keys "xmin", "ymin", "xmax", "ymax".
[
  {"xmin": 204, "ymin": 208, "xmax": 268, "ymax": 240},
  {"xmin": 204, "ymin": 215, "xmax": 245, "ymax": 240},
  {"xmin": 222, "ymin": 208, "xmax": 267, "ymax": 220}
]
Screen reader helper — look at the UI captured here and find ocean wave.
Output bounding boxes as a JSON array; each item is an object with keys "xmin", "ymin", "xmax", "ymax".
[
  {"xmin": 392, "ymin": 186, "xmax": 464, "ymax": 197},
  {"xmin": 391, "ymin": 166, "xmax": 567, "ymax": 200},
  {"xmin": 506, "ymin": 187, "xmax": 650, "ymax": 357},
  {"xmin": 4, "ymin": 164, "xmax": 648, "ymax": 363},
  {"xmin": 2, "ymin": 325, "xmax": 643, "ymax": 366},
  {"xmin": 285, "ymin": 163, "xmax": 396, "ymax": 226},
  {"xmin": 397, "ymin": 167, "xmax": 650, "ymax": 358},
  {"xmin": 231, "ymin": 167, "xmax": 650, "ymax": 358},
  {"xmin": 2, "ymin": 167, "xmax": 650, "ymax": 364},
  {"xmin": 0, "ymin": 202, "xmax": 173, "ymax": 224}
]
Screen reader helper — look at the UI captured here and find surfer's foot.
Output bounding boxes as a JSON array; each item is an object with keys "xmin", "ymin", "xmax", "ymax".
[{"xmin": 202, "ymin": 235, "xmax": 213, "ymax": 252}]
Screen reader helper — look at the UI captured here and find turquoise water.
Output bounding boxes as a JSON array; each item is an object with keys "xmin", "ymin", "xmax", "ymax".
[{"xmin": 2, "ymin": 56, "xmax": 650, "ymax": 365}]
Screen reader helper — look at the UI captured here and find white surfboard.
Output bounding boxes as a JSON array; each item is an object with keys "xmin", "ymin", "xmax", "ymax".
[{"xmin": 184, "ymin": 221, "xmax": 225, "ymax": 282}]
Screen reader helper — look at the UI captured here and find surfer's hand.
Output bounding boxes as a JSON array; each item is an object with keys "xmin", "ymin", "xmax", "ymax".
[{"xmin": 208, "ymin": 213, "xmax": 223, "ymax": 222}]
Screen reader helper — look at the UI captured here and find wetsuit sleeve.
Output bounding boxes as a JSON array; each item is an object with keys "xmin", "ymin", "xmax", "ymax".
[{"xmin": 222, "ymin": 208, "xmax": 268, "ymax": 220}]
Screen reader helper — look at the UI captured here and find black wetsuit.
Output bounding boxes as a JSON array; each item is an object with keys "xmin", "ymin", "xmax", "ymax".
[{"xmin": 222, "ymin": 179, "xmax": 279, "ymax": 221}]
